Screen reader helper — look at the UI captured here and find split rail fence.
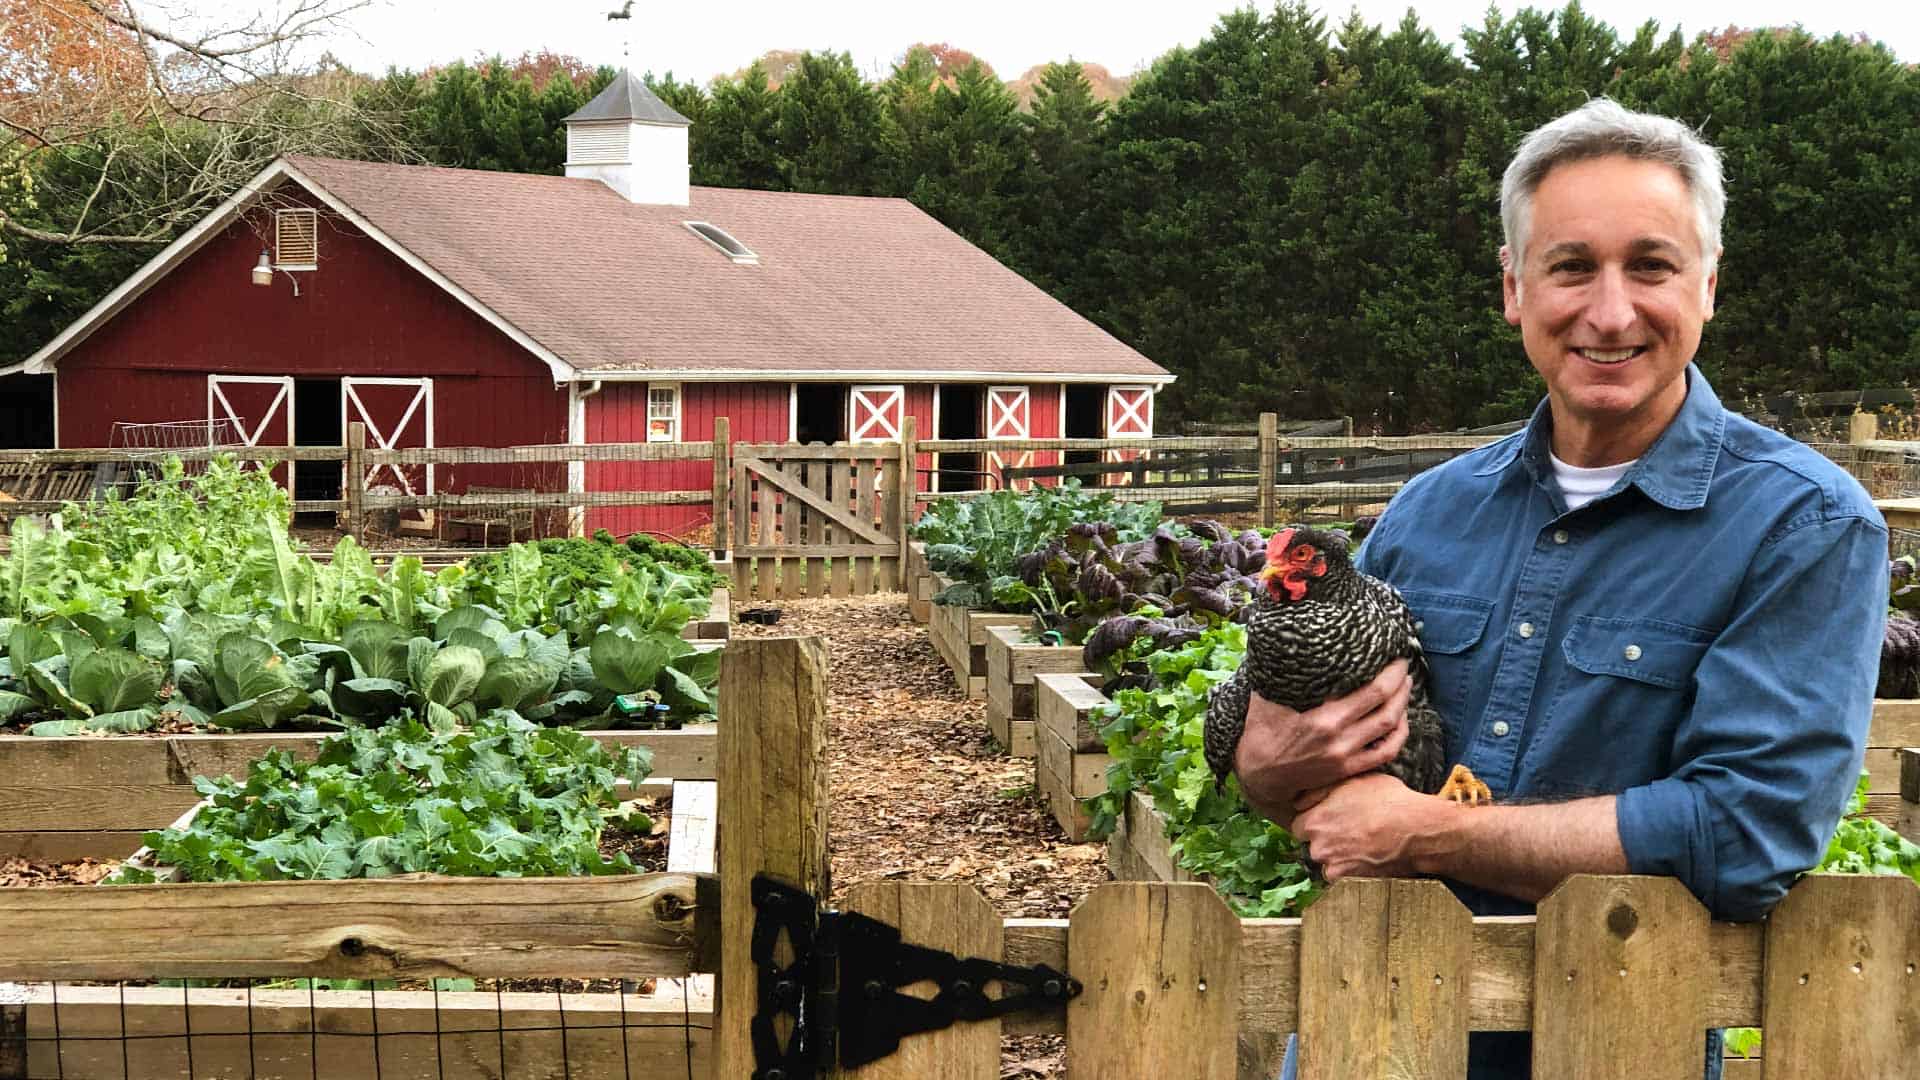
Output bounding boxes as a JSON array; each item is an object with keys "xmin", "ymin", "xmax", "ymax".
[
  {"xmin": 0, "ymin": 415, "xmax": 1505, "ymax": 601},
  {"xmin": 12, "ymin": 410, "xmax": 1918, "ymax": 576},
  {"xmin": 3, "ymin": 638, "xmax": 1917, "ymax": 1080}
]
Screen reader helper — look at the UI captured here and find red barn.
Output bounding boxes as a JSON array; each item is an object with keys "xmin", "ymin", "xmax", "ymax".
[{"xmin": 9, "ymin": 72, "xmax": 1171, "ymax": 538}]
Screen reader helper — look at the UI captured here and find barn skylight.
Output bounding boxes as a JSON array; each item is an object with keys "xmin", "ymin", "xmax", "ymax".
[{"xmin": 684, "ymin": 221, "xmax": 759, "ymax": 265}]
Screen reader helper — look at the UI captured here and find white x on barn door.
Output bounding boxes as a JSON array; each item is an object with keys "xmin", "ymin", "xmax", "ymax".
[
  {"xmin": 849, "ymin": 385, "xmax": 904, "ymax": 443},
  {"xmin": 1106, "ymin": 386, "xmax": 1153, "ymax": 438},
  {"xmin": 343, "ymin": 377, "xmax": 434, "ymax": 500},
  {"xmin": 1104, "ymin": 385, "xmax": 1153, "ymax": 485},
  {"xmin": 207, "ymin": 375, "xmax": 293, "ymax": 491},
  {"xmin": 986, "ymin": 386, "xmax": 1032, "ymax": 490}
]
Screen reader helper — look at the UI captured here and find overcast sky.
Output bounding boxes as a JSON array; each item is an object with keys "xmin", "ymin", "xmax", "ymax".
[{"xmin": 171, "ymin": 0, "xmax": 1918, "ymax": 81}]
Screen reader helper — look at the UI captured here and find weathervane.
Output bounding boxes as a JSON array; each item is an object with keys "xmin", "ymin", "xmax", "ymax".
[{"xmin": 606, "ymin": 0, "xmax": 633, "ymax": 63}]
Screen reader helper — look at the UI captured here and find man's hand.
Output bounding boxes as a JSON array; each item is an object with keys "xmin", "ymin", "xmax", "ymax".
[
  {"xmin": 1233, "ymin": 660, "xmax": 1412, "ymax": 825},
  {"xmin": 1290, "ymin": 772, "xmax": 1448, "ymax": 880}
]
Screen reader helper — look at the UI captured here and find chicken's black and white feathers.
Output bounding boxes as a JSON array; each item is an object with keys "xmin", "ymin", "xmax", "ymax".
[{"xmin": 1202, "ymin": 526, "xmax": 1450, "ymax": 797}]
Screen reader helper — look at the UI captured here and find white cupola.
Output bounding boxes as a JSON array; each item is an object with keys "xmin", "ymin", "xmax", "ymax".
[{"xmin": 563, "ymin": 70, "xmax": 691, "ymax": 205}]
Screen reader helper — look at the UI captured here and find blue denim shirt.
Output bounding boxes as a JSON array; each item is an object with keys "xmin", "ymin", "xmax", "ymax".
[{"xmin": 1280, "ymin": 366, "xmax": 1885, "ymax": 1079}]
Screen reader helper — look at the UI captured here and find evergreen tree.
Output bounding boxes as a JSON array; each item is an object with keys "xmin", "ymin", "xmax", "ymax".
[
  {"xmin": 698, "ymin": 63, "xmax": 783, "ymax": 189},
  {"xmin": 1005, "ymin": 61, "xmax": 1108, "ymax": 294},
  {"xmin": 901, "ymin": 60, "xmax": 1023, "ymax": 253},
  {"xmin": 773, "ymin": 51, "xmax": 894, "ymax": 195}
]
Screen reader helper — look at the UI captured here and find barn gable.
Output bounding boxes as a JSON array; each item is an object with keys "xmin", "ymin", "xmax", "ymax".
[{"xmin": 12, "ymin": 159, "xmax": 576, "ymax": 384}]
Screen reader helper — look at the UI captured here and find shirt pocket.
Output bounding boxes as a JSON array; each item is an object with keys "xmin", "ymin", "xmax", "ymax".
[
  {"xmin": 1562, "ymin": 615, "xmax": 1713, "ymax": 690},
  {"xmin": 1401, "ymin": 590, "xmax": 1494, "ymax": 722}
]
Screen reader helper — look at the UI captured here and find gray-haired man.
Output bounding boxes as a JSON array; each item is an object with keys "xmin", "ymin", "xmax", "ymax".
[{"xmin": 1254, "ymin": 98, "xmax": 1886, "ymax": 1077}]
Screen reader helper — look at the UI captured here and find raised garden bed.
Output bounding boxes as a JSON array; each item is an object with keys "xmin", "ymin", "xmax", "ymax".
[
  {"xmin": 924, "ymin": 572, "xmax": 1025, "ymax": 702},
  {"xmin": 1, "ymin": 769, "xmax": 723, "ymax": 1078},
  {"xmin": 984, "ymin": 626, "xmax": 1088, "ymax": 760},
  {"xmin": 1033, "ymin": 672, "xmax": 1111, "ymax": 841},
  {"xmin": 0, "ymin": 727, "xmax": 719, "ymax": 862}
]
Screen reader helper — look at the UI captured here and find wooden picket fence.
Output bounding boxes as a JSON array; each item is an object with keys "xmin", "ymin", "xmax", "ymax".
[{"xmin": 2, "ymin": 639, "xmax": 1917, "ymax": 1079}]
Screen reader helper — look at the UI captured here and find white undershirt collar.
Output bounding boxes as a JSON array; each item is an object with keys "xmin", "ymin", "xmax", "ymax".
[{"xmin": 1549, "ymin": 451, "xmax": 1637, "ymax": 511}]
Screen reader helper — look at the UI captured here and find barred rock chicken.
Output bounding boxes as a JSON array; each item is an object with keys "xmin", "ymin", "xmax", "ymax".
[{"xmin": 1202, "ymin": 526, "xmax": 1491, "ymax": 806}]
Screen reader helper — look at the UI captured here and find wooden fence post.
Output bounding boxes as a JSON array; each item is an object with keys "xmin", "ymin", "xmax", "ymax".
[
  {"xmin": 1850, "ymin": 410, "xmax": 1880, "ymax": 444},
  {"xmin": 1530, "ymin": 876, "xmax": 1708, "ymax": 1079},
  {"xmin": 1257, "ymin": 413, "xmax": 1278, "ymax": 529},
  {"xmin": 715, "ymin": 636, "xmax": 831, "ymax": 1080},
  {"xmin": 1067, "ymin": 882, "xmax": 1241, "ymax": 1079},
  {"xmin": 1760, "ymin": 875, "xmax": 1920, "ymax": 1076},
  {"xmin": 1298, "ymin": 878, "xmax": 1471, "ymax": 1079},
  {"xmin": 344, "ymin": 422, "xmax": 366, "ymax": 542},
  {"xmin": 711, "ymin": 416, "xmax": 731, "ymax": 559},
  {"xmin": 898, "ymin": 414, "xmax": 917, "ymax": 565}
]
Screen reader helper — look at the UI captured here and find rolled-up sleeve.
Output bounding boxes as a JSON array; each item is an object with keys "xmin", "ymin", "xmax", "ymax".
[{"xmin": 1616, "ymin": 512, "xmax": 1887, "ymax": 921}]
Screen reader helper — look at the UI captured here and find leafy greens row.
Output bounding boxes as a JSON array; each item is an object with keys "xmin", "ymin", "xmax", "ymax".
[{"xmin": 111, "ymin": 712, "xmax": 652, "ymax": 883}]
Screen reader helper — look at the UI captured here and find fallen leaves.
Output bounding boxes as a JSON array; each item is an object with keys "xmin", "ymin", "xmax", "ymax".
[
  {"xmin": 0, "ymin": 856, "xmax": 116, "ymax": 887},
  {"xmin": 737, "ymin": 593, "xmax": 1113, "ymax": 922}
]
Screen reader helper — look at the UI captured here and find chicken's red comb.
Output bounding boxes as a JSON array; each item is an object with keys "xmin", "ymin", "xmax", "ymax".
[{"xmin": 1265, "ymin": 528, "xmax": 1296, "ymax": 565}]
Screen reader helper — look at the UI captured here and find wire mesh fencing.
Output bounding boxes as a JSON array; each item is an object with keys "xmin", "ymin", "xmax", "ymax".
[{"xmin": 1, "ymin": 977, "xmax": 712, "ymax": 1080}]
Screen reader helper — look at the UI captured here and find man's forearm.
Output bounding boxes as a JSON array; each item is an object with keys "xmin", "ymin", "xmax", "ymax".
[{"xmin": 1412, "ymin": 796, "xmax": 1630, "ymax": 903}]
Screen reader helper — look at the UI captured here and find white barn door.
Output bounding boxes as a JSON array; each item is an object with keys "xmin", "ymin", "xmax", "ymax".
[
  {"xmin": 1104, "ymin": 385, "xmax": 1153, "ymax": 486},
  {"xmin": 986, "ymin": 386, "xmax": 1031, "ymax": 490},
  {"xmin": 343, "ymin": 377, "xmax": 434, "ymax": 526},
  {"xmin": 849, "ymin": 385, "xmax": 904, "ymax": 443},
  {"xmin": 207, "ymin": 375, "xmax": 294, "ymax": 492}
]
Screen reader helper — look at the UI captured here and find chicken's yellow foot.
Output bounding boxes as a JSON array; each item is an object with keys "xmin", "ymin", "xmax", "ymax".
[{"xmin": 1438, "ymin": 764, "xmax": 1493, "ymax": 806}]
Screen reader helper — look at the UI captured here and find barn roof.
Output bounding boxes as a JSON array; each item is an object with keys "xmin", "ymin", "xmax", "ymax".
[{"xmin": 15, "ymin": 155, "xmax": 1171, "ymax": 386}]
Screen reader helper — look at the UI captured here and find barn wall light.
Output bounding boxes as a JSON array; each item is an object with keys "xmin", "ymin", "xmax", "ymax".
[{"xmin": 250, "ymin": 249, "xmax": 301, "ymax": 296}]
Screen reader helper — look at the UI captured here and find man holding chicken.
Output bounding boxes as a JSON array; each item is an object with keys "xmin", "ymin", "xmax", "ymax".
[{"xmin": 1237, "ymin": 98, "xmax": 1887, "ymax": 1078}]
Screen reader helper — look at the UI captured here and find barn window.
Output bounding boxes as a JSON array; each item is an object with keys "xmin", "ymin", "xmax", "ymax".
[
  {"xmin": 684, "ymin": 222, "xmax": 758, "ymax": 265},
  {"xmin": 275, "ymin": 209, "xmax": 318, "ymax": 269},
  {"xmin": 647, "ymin": 384, "xmax": 680, "ymax": 442}
]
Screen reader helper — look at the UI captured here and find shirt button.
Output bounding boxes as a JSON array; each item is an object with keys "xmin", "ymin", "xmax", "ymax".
[
  {"xmin": 1624, "ymin": 644, "xmax": 1642, "ymax": 661},
  {"xmin": 1492, "ymin": 721, "xmax": 1511, "ymax": 737},
  {"xmin": 1553, "ymin": 529, "xmax": 1570, "ymax": 545},
  {"xmin": 1517, "ymin": 622, "xmax": 1535, "ymax": 639}
]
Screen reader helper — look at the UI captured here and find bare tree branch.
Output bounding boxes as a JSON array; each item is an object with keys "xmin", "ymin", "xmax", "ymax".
[
  {"xmin": 81, "ymin": 0, "xmax": 369, "ymax": 63},
  {"xmin": 2, "ymin": 0, "xmax": 417, "ymax": 248}
]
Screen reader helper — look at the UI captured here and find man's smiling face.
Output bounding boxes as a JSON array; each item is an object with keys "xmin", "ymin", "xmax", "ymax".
[{"xmin": 1503, "ymin": 154, "xmax": 1719, "ymax": 466}]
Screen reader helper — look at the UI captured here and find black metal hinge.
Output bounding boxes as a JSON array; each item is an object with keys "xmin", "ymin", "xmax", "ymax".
[{"xmin": 750, "ymin": 874, "xmax": 1082, "ymax": 1079}]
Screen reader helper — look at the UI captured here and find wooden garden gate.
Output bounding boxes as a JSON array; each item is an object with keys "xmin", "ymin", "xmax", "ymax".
[{"xmin": 727, "ymin": 432, "xmax": 912, "ymax": 601}]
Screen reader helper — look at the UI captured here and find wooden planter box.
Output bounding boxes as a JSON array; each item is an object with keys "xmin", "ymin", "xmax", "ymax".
[
  {"xmin": 0, "ymin": 722, "xmax": 720, "ymax": 862},
  {"xmin": 4, "ymin": 782, "xmax": 722, "ymax": 1080},
  {"xmin": 906, "ymin": 542, "xmax": 934, "ymax": 623},
  {"xmin": 924, "ymin": 573, "xmax": 1027, "ymax": 702},
  {"xmin": 1033, "ymin": 673, "xmax": 1113, "ymax": 840},
  {"xmin": 984, "ymin": 627, "xmax": 1088, "ymax": 761},
  {"xmin": 680, "ymin": 587, "xmax": 732, "ymax": 640}
]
